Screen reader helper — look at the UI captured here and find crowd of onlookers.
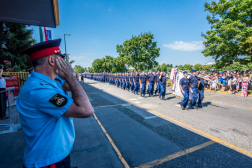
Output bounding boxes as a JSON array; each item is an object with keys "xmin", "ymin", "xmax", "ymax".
[{"xmin": 199, "ymin": 70, "xmax": 251, "ymax": 97}]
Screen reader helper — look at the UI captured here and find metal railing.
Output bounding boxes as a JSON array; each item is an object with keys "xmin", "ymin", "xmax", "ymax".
[{"xmin": 3, "ymin": 72, "xmax": 29, "ymax": 90}]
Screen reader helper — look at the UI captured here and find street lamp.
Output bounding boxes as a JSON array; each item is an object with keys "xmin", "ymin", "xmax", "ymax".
[{"xmin": 64, "ymin": 34, "xmax": 71, "ymax": 62}]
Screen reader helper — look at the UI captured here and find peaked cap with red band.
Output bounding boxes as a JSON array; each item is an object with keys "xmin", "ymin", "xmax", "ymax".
[{"xmin": 20, "ymin": 39, "xmax": 62, "ymax": 61}]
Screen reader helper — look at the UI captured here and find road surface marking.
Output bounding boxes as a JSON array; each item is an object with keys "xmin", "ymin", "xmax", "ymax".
[
  {"xmin": 144, "ymin": 116, "xmax": 158, "ymax": 120},
  {"xmin": 175, "ymin": 104, "xmax": 181, "ymax": 107},
  {"xmin": 136, "ymin": 141, "xmax": 215, "ymax": 168},
  {"xmin": 130, "ymin": 98, "xmax": 138, "ymax": 101},
  {"xmin": 134, "ymin": 101, "xmax": 141, "ymax": 104},
  {"xmin": 107, "ymin": 92, "xmax": 252, "ymax": 158},
  {"xmin": 93, "ymin": 104, "xmax": 132, "ymax": 108},
  {"xmin": 93, "ymin": 113, "xmax": 130, "ymax": 168}
]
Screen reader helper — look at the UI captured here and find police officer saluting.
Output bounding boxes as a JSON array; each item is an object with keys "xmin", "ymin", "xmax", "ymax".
[
  {"xmin": 140, "ymin": 71, "xmax": 147, "ymax": 97},
  {"xmin": 179, "ymin": 71, "xmax": 190, "ymax": 110},
  {"xmin": 189, "ymin": 70, "xmax": 198, "ymax": 109},
  {"xmin": 17, "ymin": 39, "xmax": 94, "ymax": 168}
]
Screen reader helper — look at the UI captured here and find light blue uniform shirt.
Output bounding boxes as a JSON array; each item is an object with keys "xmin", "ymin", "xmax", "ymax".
[
  {"xmin": 16, "ymin": 71, "xmax": 75, "ymax": 168},
  {"xmin": 55, "ymin": 76, "xmax": 68, "ymax": 96}
]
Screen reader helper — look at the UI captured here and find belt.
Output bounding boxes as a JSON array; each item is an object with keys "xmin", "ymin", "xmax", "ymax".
[
  {"xmin": 182, "ymin": 87, "xmax": 189, "ymax": 89},
  {"xmin": 192, "ymin": 86, "xmax": 198, "ymax": 88},
  {"xmin": 142, "ymin": 82, "xmax": 146, "ymax": 83}
]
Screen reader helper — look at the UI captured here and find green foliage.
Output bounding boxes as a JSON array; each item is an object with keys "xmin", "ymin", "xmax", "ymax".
[
  {"xmin": 116, "ymin": 32, "xmax": 160, "ymax": 71},
  {"xmin": 0, "ymin": 22, "xmax": 36, "ymax": 71},
  {"xmin": 202, "ymin": 0, "xmax": 252, "ymax": 67},
  {"xmin": 74, "ymin": 65, "xmax": 84, "ymax": 74},
  {"xmin": 92, "ymin": 56, "xmax": 126, "ymax": 72},
  {"xmin": 202, "ymin": 65, "xmax": 212, "ymax": 72},
  {"xmin": 193, "ymin": 63, "xmax": 202, "ymax": 71},
  {"xmin": 160, "ymin": 63, "xmax": 168, "ymax": 72},
  {"xmin": 167, "ymin": 67, "xmax": 172, "ymax": 72},
  {"xmin": 88, "ymin": 67, "xmax": 94, "ymax": 73},
  {"xmin": 183, "ymin": 64, "xmax": 193, "ymax": 71},
  {"xmin": 178, "ymin": 65, "xmax": 184, "ymax": 70}
]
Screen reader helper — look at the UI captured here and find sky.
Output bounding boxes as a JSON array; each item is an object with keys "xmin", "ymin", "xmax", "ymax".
[{"xmin": 31, "ymin": 0, "xmax": 214, "ymax": 68}]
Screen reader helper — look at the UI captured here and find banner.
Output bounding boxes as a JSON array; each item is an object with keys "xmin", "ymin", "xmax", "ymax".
[{"xmin": 46, "ymin": 30, "xmax": 52, "ymax": 40}]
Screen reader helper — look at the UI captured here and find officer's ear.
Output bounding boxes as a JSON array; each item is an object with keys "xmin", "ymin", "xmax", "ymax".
[{"xmin": 48, "ymin": 55, "xmax": 58, "ymax": 66}]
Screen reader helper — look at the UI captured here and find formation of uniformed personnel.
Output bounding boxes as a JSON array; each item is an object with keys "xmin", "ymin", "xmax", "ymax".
[
  {"xmin": 17, "ymin": 39, "xmax": 94, "ymax": 168},
  {"xmin": 197, "ymin": 72, "xmax": 204, "ymax": 108},
  {"xmin": 84, "ymin": 70, "xmax": 171, "ymax": 100}
]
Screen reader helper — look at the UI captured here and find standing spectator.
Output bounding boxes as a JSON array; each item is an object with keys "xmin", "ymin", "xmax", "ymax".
[
  {"xmin": 236, "ymin": 73, "xmax": 241, "ymax": 93},
  {"xmin": 230, "ymin": 74, "xmax": 237, "ymax": 95},
  {"xmin": 221, "ymin": 72, "xmax": 227, "ymax": 92},
  {"xmin": 241, "ymin": 73, "xmax": 249, "ymax": 97},
  {"xmin": 0, "ymin": 66, "xmax": 7, "ymax": 119},
  {"xmin": 81, "ymin": 74, "xmax": 84, "ymax": 83}
]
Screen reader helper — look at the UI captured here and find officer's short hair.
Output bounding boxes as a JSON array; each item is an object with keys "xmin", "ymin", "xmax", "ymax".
[{"xmin": 32, "ymin": 55, "xmax": 57, "ymax": 67}]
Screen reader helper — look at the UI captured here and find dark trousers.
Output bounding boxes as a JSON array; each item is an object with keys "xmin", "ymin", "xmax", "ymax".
[
  {"xmin": 0, "ymin": 88, "xmax": 6, "ymax": 118},
  {"xmin": 23, "ymin": 154, "xmax": 70, "ymax": 168}
]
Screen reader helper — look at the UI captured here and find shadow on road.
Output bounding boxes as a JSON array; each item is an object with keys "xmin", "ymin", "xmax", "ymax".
[{"xmin": 81, "ymin": 80, "xmax": 252, "ymax": 168}]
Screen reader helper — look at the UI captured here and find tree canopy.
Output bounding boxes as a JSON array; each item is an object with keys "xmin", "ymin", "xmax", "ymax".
[
  {"xmin": 202, "ymin": 0, "xmax": 252, "ymax": 67},
  {"xmin": 116, "ymin": 32, "xmax": 160, "ymax": 71},
  {"xmin": 92, "ymin": 56, "xmax": 126, "ymax": 73},
  {"xmin": 193, "ymin": 63, "xmax": 203, "ymax": 71},
  {"xmin": 74, "ymin": 65, "xmax": 84, "ymax": 74},
  {"xmin": 0, "ymin": 22, "xmax": 36, "ymax": 71}
]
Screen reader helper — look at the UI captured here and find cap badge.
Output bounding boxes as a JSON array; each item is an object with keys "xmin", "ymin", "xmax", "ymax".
[{"xmin": 54, "ymin": 50, "xmax": 61, "ymax": 53}]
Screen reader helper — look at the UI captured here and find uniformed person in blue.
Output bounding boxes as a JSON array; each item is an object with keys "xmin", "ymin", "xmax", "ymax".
[
  {"xmin": 189, "ymin": 70, "xmax": 198, "ymax": 109},
  {"xmin": 197, "ymin": 73, "xmax": 204, "ymax": 108},
  {"xmin": 146, "ymin": 69, "xmax": 155, "ymax": 97},
  {"xmin": 179, "ymin": 71, "xmax": 190, "ymax": 110},
  {"xmin": 133, "ymin": 71, "xmax": 140, "ymax": 94},
  {"xmin": 155, "ymin": 70, "xmax": 161, "ymax": 95},
  {"xmin": 17, "ymin": 39, "xmax": 94, "ymax": 168},
  {"xmin": 140, "ymin": 71, "xmax": 147, "ymax": 97},
  {"xmin": 159, "ymin": 71, "xmax": 166, "ymax": 100},
  {"xmin": 125, "ymin": 72, "xmax": 130, "ymax": 91},
  {"xmin": 130, "ymin": 72, "xmax": 134, "ymax": 93}
]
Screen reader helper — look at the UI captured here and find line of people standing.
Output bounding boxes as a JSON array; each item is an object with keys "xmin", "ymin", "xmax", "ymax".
[{"xmin": 84, "ymin": 70, "xmax": 168, "ymax": 100}]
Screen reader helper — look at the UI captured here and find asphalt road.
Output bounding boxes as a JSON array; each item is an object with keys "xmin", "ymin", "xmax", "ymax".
[
  {"xmin": 1, "ymin": 78, "xmax": 252, "ymax": 168},
  {"xmin": 83, "ymin": 78, "xmax": 252, "ymax": 168}
]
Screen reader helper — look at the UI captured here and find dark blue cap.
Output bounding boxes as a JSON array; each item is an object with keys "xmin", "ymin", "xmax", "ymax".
[
  {"xmin": 157, "ymin": 70, "xmax": 160, "ymax": 72},
  {"xmin": 191, "ymin": 70, "xmax": 196, "ymax": 72},
  {"xmin": 27, "ymin": 67, "xmax": 34, "ymax": 71},
  {"xmin": 183, "ymin": 71, "xmax": 188, "ymax": 74}
]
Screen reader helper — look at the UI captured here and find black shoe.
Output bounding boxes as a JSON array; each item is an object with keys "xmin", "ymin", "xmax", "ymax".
[
  {"xmin": 198, "ymin": 105, "xmax": 202, "ymax": 108},
  {"xmin": 155, "ymin": 91, "xmax": 157, "ymax": 95},
  {"xmin": 159, "ymin": 95, "xmax": 161, "ymax": 98},
  {"xmin": 71, "ymin": 166, "xmax": 78, "ymax": 168},
  {"xmin": 181, "ymin": 105, "xmax": 185, "ymax": 110},
  {"xmin": 134, "ymin": 91, "xmax": 135, "ymax": 94},
  {"xmin": 141, "ymin": 93, "xmax": 143, "ymax": 97}
]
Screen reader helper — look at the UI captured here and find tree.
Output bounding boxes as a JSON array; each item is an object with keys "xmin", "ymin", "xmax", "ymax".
[
  {"xmin": 167, "ymin": 66, "xmax": 172, "ymax": 72},
  {"xmin": 154, "ymin": 64, "xmax": 161, "ymax": 72},
  {"xmin": 202, "ymin": 0, "xmax": 252, "ymax": 67},
  {"xmin": 183, "ymin": 64, "xmax": 193, "ymax": 71},
  {"xmin": 193, "ymin": 63, "xmax": 202, "ymax": 71},
  {"xmin": 0, "ymin": 23, "xmax": 36, "ymax": 71},
  {"xmin": 178, "ymin": 65, "xmax": 184, "ymax": 70},
  {"xmin": 202, "ymin": 64, "xmax": 212, "ymax": 72},
  {"xmin": 74, "ymin": 65, "xmax": 84, "ymax": 74},
  {"xmin": 160, "ymin": 63, "xmax": 167, "ymax": 72},
  {"xmin": 116, "ymin": 32, "xmax": 160, "ymax": 71}
]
